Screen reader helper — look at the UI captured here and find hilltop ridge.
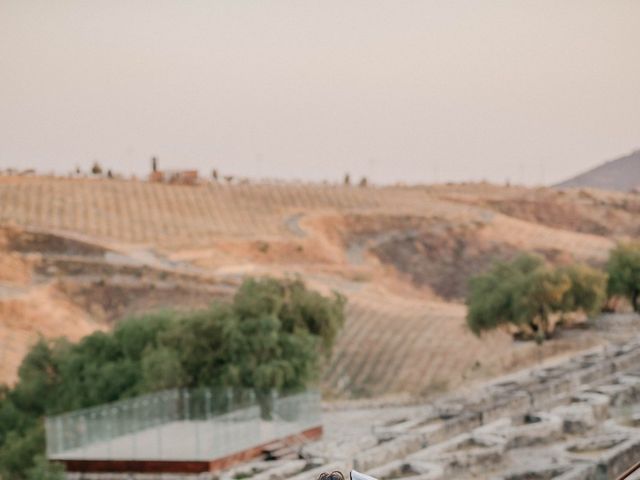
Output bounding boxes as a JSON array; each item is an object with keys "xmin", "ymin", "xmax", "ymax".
[{"xmin": 555, "ymin": 149, "xmax": 640, "ymax": 192}]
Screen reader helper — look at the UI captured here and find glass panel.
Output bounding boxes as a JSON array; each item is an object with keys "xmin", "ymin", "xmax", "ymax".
[{"xmin": 45, "ymin": 388, "xmax": 321, "ymax": 461}]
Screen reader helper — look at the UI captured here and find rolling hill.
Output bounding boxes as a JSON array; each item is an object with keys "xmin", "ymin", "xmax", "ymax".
[
  {"xmin": 0, "ymin": 175, "xmax": 638, "ymax": 398},
  {"xmin": 555, "ymin": 149, "xmax": 640, "ymax": 192}
]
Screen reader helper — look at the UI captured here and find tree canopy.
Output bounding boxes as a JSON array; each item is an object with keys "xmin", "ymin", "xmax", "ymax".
[
  {"xmin": 466, "ymin": 254, "xmax": 607, "ymax": 341},
  {"xmin": 607, "ymin": 242, "xmax": 640, "ymax": 312},
  {"xmin": 0, "ymin": 277, "xmax": 345, "ymax": 480}
]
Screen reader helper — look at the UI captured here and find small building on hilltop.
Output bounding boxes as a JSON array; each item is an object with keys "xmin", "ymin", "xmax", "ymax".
[
  {"xmin": 149, "ymin": 169, "xmax": 199, "ymax": 185},
  {"xmin": 148, "ymin": 157, "xmax": 199, "ymax": 185}
]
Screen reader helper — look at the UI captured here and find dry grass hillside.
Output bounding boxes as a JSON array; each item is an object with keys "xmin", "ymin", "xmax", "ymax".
[{"xmin": 0, "ymin": 175, "xmax": 638, "ymax": 397}]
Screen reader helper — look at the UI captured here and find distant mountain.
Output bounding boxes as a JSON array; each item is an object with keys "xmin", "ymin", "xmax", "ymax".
[{"xmin": 556, "ymin": 150, "xmax": 640, "ymax": 192}]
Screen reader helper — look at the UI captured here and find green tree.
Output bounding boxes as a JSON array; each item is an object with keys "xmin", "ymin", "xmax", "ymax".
[
  {"xmin": 10, "ymin": 340, "xmax": 60, "ymax": 416},
  {"xmin": 49, "ymin": 333, "xmax": 138, "ymax": 412},
  {"xmin": 516, "ymin": 266, "xmax": 571, "ymax": 340},
  {"xmin": 230, "ymin": 314, "xmax": 316, "ymax": 418},
  {"xmin": 466, "ymin": 253, "xmax": 544, "ymax": 336},
  {"xmin": 0, "ymin": 425, "xmax": 44, "ymax": 480},
  {"xmin": 113, "ymin": 311, "xmax": 173, "ymax": 361},
  {"xmin": 231, "ymin": 278, "xmax": 345, "ymax": 417},
  {"xmin": 158, "ymin": 304, "xmax": 237, "ymax": 388},
  {"xmin": 233, "ymin": 277, "xmax": 346, "ymax": 354},
  {"xmin": 467, "ymin": 254, "xmax": 607, "ymax": 341},
  {"xmin": 26, "ymin": 456, "xmax": 64, "ymax": 480},
  {"xmin": 140, "ymin": 347, "xmax": 187, "ymax": 391},
  {"xmin": 560, "ymin": 263, "xmax": 608, "ymax": 316},
  {"xmin": 0, "ymin": 388, "xmax": 31, "ymax": 448},
  {"xmin": 607, "ymin": 242, "xmax": 640, "ymax": 312},
  {"xmin": 0, "ymin": 277, "xmax": 346, "ymax": 478}
]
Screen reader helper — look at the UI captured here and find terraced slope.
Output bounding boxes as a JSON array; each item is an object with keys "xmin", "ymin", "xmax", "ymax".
[{"xmin": 0, "ymin": 175, "xmax": 636, "ymax": 397}]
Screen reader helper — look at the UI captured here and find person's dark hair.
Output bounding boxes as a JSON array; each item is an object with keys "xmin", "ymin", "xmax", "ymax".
[{"xmin": 318, "ymin": 471, "xmax": 345, "ymax": 480}]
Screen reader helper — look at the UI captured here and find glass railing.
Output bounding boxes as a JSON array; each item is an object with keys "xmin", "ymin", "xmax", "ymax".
[{"xmin": 45, "ymin": 388, "xmax": 321, "ymax": 461}]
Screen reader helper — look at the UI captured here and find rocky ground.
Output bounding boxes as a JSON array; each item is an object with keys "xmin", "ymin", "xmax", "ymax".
[
  {"xmin": 224, "ymin": 313, "xmax": 640, "ymax": 480},
  {"xmin": 63, "ymin": 313, "xmax": 640, "ymax": 479}
]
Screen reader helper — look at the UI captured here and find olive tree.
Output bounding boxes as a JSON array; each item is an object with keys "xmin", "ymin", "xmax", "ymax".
[
  {"xmin": 467, "ymin": 254, "xmax": 606, "ymax": 341},
  {"xmin": 607, "ymin": 242, "xmax": 640, "ymax": 312},
  {"xmin": 230, "ymin": 278, "xmax": 345, "ymax": 417}
]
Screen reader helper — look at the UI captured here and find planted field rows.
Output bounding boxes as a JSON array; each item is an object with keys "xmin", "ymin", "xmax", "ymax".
[
  {"xmin": 0, "ymin": 177, "xmax": 623, "ymax": 395},
  {"xmin": 0, "ymin": 178, "xmax": 410, "ymax": 248},
  {"xmin": 323, "ymin": 293, "xmax": 516, "ymax": 397}
]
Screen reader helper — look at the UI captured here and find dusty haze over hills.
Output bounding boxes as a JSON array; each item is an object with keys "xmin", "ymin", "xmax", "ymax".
[{"xmin": 2, "ymin": 1, "xmax": 640, "ymax": 185}]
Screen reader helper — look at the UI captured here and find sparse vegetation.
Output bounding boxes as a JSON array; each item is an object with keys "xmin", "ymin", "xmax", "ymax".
[
  {"xmin": 466, "ymin": 254, "xmax": 607, "ymax": 341},
  {"xmin": 0, "ymin": 277, "xmax": 345, "ymax": 480}
]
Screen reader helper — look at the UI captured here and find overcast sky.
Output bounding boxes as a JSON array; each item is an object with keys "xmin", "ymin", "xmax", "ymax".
[{"xmin": 1, "ymin": 1, "xmax": 639, "ymax": 185}]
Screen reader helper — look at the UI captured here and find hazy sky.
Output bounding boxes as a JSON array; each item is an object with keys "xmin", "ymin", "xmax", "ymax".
[{"xmin": 1, "ymin": 1, "xmax": 639, "ymax": 185}]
